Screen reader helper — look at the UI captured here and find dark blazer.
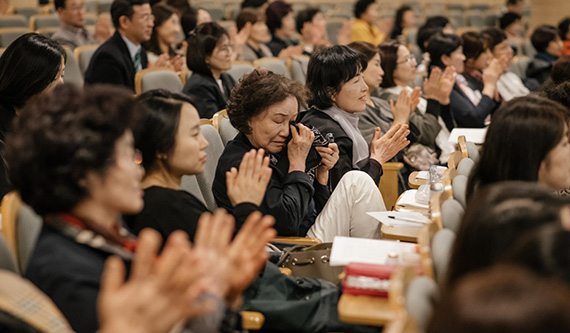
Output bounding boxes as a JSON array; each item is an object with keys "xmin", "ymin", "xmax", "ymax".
[
  {"xmin": 449, "ymin": 83, "xmax": 498, "ymax": 128},
  {"xmin": 84, "ymin": 31, "xmax": 148, "ymax": 91},
  {"xmin": 213, "ymin": 133, "xmax": 330, "ymax": 236},
  {"xmin": 182, "ymin": 72, "xmax": 235, "ymax": 119},
  {"xmin": 300, "ymin": 109, "xmax": 383, "ymax": 191},
  {"xmin": 26, "ymin": 224, "xmax": 108, "ymax": 332}
]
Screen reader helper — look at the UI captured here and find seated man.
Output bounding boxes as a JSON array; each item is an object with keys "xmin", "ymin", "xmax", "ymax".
[
  {"xmin": 84, "ymin": 0, "xmax": 153, "ymax": 91},
  {"xmin": 52, "ymin": 0, "xmax": 97, "ymax": 49}
]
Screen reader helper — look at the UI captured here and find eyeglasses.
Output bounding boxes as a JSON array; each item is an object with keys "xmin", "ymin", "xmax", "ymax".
[
  {"xmin": 216, "ymin": 44, "xmax": 234, "ymax": 55},
  {"xmin": 137, "ymin": 14, "xmax": 155, "ymax": 22},
  {"xmin": 397, "ymin": 54, "xmax": 416, "ymax": 64}
]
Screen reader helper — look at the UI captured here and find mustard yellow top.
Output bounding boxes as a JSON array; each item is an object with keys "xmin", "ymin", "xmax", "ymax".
[{"xmin": 351, "ymin": 18, "xmax": 385, "ymax": 46}]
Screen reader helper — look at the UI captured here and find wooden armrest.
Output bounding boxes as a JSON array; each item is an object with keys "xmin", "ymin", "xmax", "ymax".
[
  {"xmin": 408, "ymin": 171, "xmax": 428, "ymax": 189},
  {"xmin": 240, "ymin": 311, "xmax": 264, "ymax": 330},
  {"xmin": 271, "ymin": 236, "xmax": 321, "ymax": 245},
  {"xmin": 382, "ymin": 162, "xmax": 404, "ymax": 171},
  {"xmin": 379, "ymin": 162, "xmax": 404, "ymax": 210}
]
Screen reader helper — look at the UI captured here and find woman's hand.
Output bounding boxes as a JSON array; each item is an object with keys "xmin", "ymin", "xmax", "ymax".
[
  {"xmin": 288, "ymin": 123, "xmax": 315, "ymax": 172},
  {"xmin": 482, "ymin": 58, "xmax": 504, "ymax": 98},
  {"xmin": 98, "ymin": 229, "xmax": 212, "ymax": 333},
  {"xmin": 226, "ymin": 149, "xmax": 272, "ymax": 207},
  {"xmin": 315, "ymin": 143, "xmax": 339, "ymax": 185},
  {"xmin": 423, "ymin": 66, "xmax": 457, "ymax": 105},
  {"xmin": 391, "ymin": 88, "xmax": 413, "ymax": 125},
  {"xmin": 369, "ymin": 124, "xmax": 411, "ymax": 165},
  {"xmin": 409, "ymin": 87, "xmax": 422, "ymax": 112}
]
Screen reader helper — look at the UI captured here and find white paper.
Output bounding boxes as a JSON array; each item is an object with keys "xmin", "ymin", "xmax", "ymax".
[
  {"xmin": 448, "ymin": 128, "xmax": 487, "ymax": 144},
  {"xmin": 330, "ymin": 236, "xmax": 417, "ymax": 266},
  {"xmin": 397, "ymin": 190, "xmax": 429, "ymax": 209},
  {"xmin": 367, "ymin": 211, "xmax": 431, "ymax": 227},
  {"xmin": 415, "ymin": 171, "xmax": 429, "ymax": 180}
]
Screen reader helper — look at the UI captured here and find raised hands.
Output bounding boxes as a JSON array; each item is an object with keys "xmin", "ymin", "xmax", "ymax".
[
  {"xmin": 288, "ymin": 123, "xmax": 315, "ymax": 172},
  {"xmin": 409, "ymin": 87, "xmax": 422, "ymax": 112},
  {"xmin": 315, "ymin": 143, "xmax": 340, "ymax": 185},
  {"xmin": 98, "ymin": 229, "xmax": 211, "ymax": 333},
  {"xmin": 369, "ymin": 124, "xmax": 411, "ymax": 165},
  {"xmin": 423, "ymin": 66, "xmax": 457, "ymax": 105},
  {"xmin": 226, "ymin": 148, "xmax": 272, "ymax": 206},
  {"xmin": 193, "ymin": 209, "xmax": 276, "ymax": 308},
  {"xmin": 278, "ymin": 45, "xmax": 304, "ymax": 59},
  {"xmin": 391, "ymin": 88, "xmax": 414, "ymax": 125}
]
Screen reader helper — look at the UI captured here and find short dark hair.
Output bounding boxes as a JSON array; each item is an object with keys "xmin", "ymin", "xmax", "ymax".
[
  {"xmin": 236, "ymin": 8, "xmax": 259, "ymax": 32},
  {"xmin": 531, "ymin": 24, "xmax": 558, "ymax": 53},
  {"xmin": 143, "ymin": 3, "xmax": 178, "ymax": 57},
  {"xmin": 5, "ymin": 84, "xmax": 138, "ymax": 216},
  {"xmin": 227, "ymin": 70, "xmax": 307, "ymax": 134},
  {"xmin": 378, "ymin": 41, "xmax": 400, "ymax": 88},
  {"xmin": 558, "ymin": 18, "xmax": 570, "ymax": 41},
  {"xmin": 295, "ymin": 7, "xmax": 321, "ymax": 34},
  {"xmin": 0, "ymin": 33, "xmax": 66, "ymax": 109},
  {"xmin": 540, "ymin": 81, "xmax": 570, "ymax": 110},
  {"xmin": 481, "ymin": 27, "xmax": 507, "ymax": 52},
  {"xmin": 348, "ymin": 41, "xmax": 379, "ymax": 62},
  {"xmin": 467, "ymin": 95, "xmax": 568, "ymax": 198},
  {"xmin": 135, "ymin": 90, "xmax": 198, "ymax": 173},
  {"xmin": 447, "ymin": 181, "xmax": 570, "ymax": 287},
  {"xmin": 503, "ymin": 224, "xmax": 570, "ymax": 285},
  {"xmin": 111, "ymin": 0, "xmax": 150, "ymax": 29},
  {"xmin": 424, "ymin": 15, "xmax": 450, "ymax": 29},
  {"xmin": 426, "ymin": 32, "xmax": 462, "ymax": 69},
  {"xmin": 499, "ymin": 12, "xmax": 522, "ymax": 30},
  {"xmin": 417, "ymin": 26, "xmax": 442, "ymax": 52},
  {"xmin": 266, "ymin": 1, "xmax": 292, "ymax": 35},
  {"xmin": 180, "ymin": 6, "xmax": 198, "ymax": 39},
  {"xmin": 354, "ymin": 0, "xmax": 375, "ymax": 19},
  {"xmin": 241, "ymin": 0, "xmax": 267, "ymax": 9},
  {"xmin": 163, "ymin": 0, "xmax": 190, "ymax": 14},
  {"xmin": 429, "ymin": 265, "xmax": 570, "ymax": 333},
  {"xmin": 461, "ymin": 31, "xmax": 489, "ymax": 60},
  {"xmin": 186, "ymin": 22, "xmax": 229, "ymax": 76},
  {"xmin": 306, "ymin": 45, "xmax": 368, "ymax": 109},
  {"xmin": 394, "ymin": 5, "xmax": 413, "ymax": 30}
]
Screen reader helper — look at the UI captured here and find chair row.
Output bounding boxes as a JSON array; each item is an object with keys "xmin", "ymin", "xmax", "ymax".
[{"xmin": 0, "ymin": 13, "xmax": 99, "ymax": 30}]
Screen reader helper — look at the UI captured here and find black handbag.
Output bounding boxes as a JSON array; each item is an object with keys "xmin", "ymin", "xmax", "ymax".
[{"xmin": 277, "ymin": 243, "xmax": 344, "ymax": 284}]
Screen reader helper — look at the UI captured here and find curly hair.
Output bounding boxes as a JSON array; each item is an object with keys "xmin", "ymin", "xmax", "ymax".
[
  {"xmin": 4, "ymin": 84, "xmax": 138, "ymax": 216},
  {"xmin": 227, "ymin": 69, "xmax": 307, "ymax": 134}
]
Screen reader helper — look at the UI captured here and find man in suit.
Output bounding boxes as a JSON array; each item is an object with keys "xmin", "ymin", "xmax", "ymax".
[{"xmin": 84, "ymin": 0, "xmax": 153, "ymax": 91}]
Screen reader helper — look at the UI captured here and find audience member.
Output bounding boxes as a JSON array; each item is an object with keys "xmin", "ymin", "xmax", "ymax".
[
  {"xmin": 499, "ymin": 12, "xmax": 523, "ymax": 55},
  {"xmin": 348, "ymin": 41, "xmax": 413, "ymax": 142},
  {"xmin": 429, "ymin": 265, "xmax": 570, "ymax": 333},
  {"xmin": 302, "ymin": 45, "xmax": 410, "ymax": 189},
  {"xmin": 416, "ymin": 16, "xmax": 453, "ymax": 72},
  {"xmin": 427, "ymin": 32, "xmax": 503, "ymax": 128},
  {"xmin": 295, "ymin": 7, "xmax": 338, "ymax": 56},
  {"xmin": 6, "ymin": 84, "xmax": 275, "ymax": 332},
  {"xmin": 550, "ymin": 56, "xmax": 570, "ymax": 85},
  {"xmin": 559, "ymin": 18, "xmax": 570, "ymax": 56},
  {"xmin": 527, "ymin": 25, "xmax": 563, "ymax": 85},
  {"xmin": 182, "ymin": 23, "xmax": 235, "ymax": 119},
  {"xmin": 351, "ymin": 0, "xmax": 384, "ymax": 45},
  {"xmin": 180, "ymin": 6, "xmax": 212, "ymax": 39},
  {"xmin": 52, "ymin": 0, "xmax": 97, "ymax": 49},
  {"xmin": 265, "ymin": 1, "xmax": 302, "ymax": 57},
  {"xmin": 235, "ymin": 8, "xmax": 273, "ymax": 61},
  {"xmin": 447, "ymin": 181, "xmax": 569, "ymax": 287},
  {"xmin": 482, "ymin": 27, "xmax": 529, "ymax": 101},
  {"xmin": 143, "ymin": 3, "xmax": 185, "ymax": 71},
  {"xmin": 390, "ymin": 5, "xmax": 416, "ymax": 41},
  {"xmin": 377, "ymin": 41, "xmax": 456, "ymax": 163},
  {"xmin": 126, "ymin": 90, "xmax": 271, "ymax": 239},
  {"xmin": 0, "ymin": 33, "xmax": 65, "ymax": 200},
  {"xmin": 214, "ymin": 70, "xmax": 388, "ymax": 242},
  {"xmin": 541, "ymin": 79, "xmax": 570, "ymax": 109},
  {"xmin": 94, "ymin": 12, "xmax": 114, "ymax": 43},
  {"xmin": 84, "ymin": 0, "xmax": 153, "ymax": 91},
  {"xmin": 467, "ymin": 95, "xmax": 570, "ymax": 198}
]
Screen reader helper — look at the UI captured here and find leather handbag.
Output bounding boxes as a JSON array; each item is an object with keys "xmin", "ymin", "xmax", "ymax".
[{"xmin": 277, "ymin": 243, "xmax": 344, "ymax": 284}]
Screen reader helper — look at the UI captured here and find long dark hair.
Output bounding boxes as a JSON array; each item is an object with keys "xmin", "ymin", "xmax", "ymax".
[
  {"xmin": 0, "ymin": 33, "xmax": 66, "ymax": 109},
  {"xmin": 467, "ymin": 95, "xmax": 568, "ymax": 199},
  {"xmin": 144, "ymin": 3, "xmax": 179, "ymax": 57},
  {"xmin": 378, "ymin": 41, "xmax": 400, "ymax": 88}
]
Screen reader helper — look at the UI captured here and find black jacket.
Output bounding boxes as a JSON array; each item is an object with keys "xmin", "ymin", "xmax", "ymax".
[
  {"xmin": 300, "ymin": 108, "xmax": 383, "ymax": 190},
  {"xmin": 526, "ymin": 52, "xmax": 558, "ymax": 86},
  {"xmin": 449, "ymin": 82, "xmax": 498, "ymax": 128},
  {"xmin": 266, "ymin": 36, "xmax": 298, "ymax": 57},
  {"xmin": 84, "ymin": 31, "xmax": 148, "ymax": 91},
  {"xmin": 213, "ymin": 133, "xmax": 330, "ymax": 236},
  {"xmin": 182, "ymin": 72, "xmax": 235, "ymax": 119}
]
